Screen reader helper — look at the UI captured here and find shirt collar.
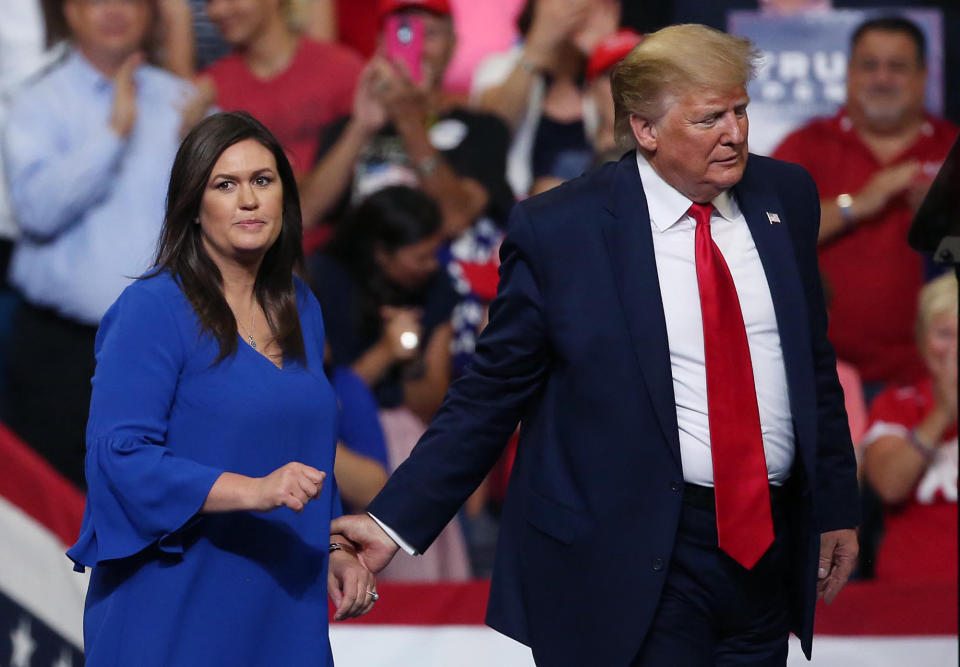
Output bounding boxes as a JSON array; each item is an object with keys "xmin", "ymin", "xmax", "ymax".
[
  {"xmin": 66, "ymin": 46, "xmax": 116, "ymax": 93},
  {"xmin": 634, "ymin": 151, "xmax": 740, "ymax": 231}
]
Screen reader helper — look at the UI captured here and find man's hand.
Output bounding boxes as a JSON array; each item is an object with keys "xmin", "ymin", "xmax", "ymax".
[
  {"xmin": 817, "ymin": 528, "xmax": 858, "ymax": 605},
  {"xmin": 379, "ymin": 61, "xmax": 430, "ymax": 129},
  {"xmin": 353, "ymin": 59, "xmax": 390, "ymax": 136},
  {"xmin": 110, "ymin": 52, "xmax": 143, "ymax": 138},
  {"xmin": 854, "ymin": 160, "xmax": 921, "ymax": 220},
  {"xmin": 327, "ymin": 546, "xmax": 378, "ymax": 621},
  {"xmin": 330, "ymin": 514, "xmax": 401, "ymax": 573}
]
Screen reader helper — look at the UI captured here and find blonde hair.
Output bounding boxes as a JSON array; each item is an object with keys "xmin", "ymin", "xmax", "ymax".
[
  {"xmin": 917, "ymin": 272, "xmax": 958, "ymax": 336},
  {"xmin": 610, "ymin": 24, "xmax": 761, "ymax": 149}
]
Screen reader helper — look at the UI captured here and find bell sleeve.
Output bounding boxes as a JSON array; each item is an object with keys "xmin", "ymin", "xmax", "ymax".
[{"xmin": 67, "ymin": 282, "xmax": 223, "ymax": 570}]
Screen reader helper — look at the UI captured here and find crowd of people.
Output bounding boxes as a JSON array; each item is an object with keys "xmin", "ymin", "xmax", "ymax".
[{"xmin": 0, "ymin": 0, "xmax": 955, "ymax": 599}]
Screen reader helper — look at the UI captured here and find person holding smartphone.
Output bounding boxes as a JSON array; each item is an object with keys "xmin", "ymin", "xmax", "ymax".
[
  {"xmin": 302, "ymin": 0, "xmax": 515, "ymax": 399},
  {"xmin": 301, "ymin": 0, "xmax": 513, "ymax": 241}
]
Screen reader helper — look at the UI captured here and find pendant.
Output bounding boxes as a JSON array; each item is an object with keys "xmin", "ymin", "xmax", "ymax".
[{"xmin": 248, "ymin": 335, "xmax": 256, "ymax": 350}]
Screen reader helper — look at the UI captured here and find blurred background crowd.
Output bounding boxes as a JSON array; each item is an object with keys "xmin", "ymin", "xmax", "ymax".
[{"xmin": 0, "ymin": 0, "xmax": 956, "ymax": 609}]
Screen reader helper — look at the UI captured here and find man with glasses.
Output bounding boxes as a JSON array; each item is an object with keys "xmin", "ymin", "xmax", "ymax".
[
  {"xmin": 2, "ymin": 0, "xmax": 193, "ymax": 487},
  {"xmin": 773, "ymin": 17, "xmax": 958, "ymax": 397}
]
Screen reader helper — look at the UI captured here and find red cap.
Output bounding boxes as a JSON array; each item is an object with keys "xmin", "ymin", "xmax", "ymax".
[
  {"xmin": 586, "ymin": 29, "xmax": 644, "ymax": 81},
  {"xmin": 378, "ymin": 0, "xmax": 452, "ymax": 19}
]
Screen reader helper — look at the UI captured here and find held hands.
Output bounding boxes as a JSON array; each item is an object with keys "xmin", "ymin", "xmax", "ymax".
[
  {"xmin": 328, "ymin": 540, "xmax": 379, "ymax": 620},
  {"xmin": 817, "ymin": 528, "xmax": 858, "ymax": 605},
  {"xmin": 330, "ymin": 514, "xmax": 401, "ymax": 574},
  {"xmin": 253, "ymin": 462, "xmax": 326, "ymax": 513},
  {"xmin": 110, "ymin": 52, "xmax": 144, "ymax": 138}
]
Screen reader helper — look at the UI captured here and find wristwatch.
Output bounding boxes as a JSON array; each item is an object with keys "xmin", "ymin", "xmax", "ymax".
[
  {"xmin": 416, "ymin": 154, "xmax": 440, "ymax": 177},
  {"xmin": 836, "ymin": 193, "xmax": 855, "ymax": 230}
]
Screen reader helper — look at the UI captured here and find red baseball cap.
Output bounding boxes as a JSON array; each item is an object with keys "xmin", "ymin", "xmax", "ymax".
[
  {"xmin": 378, "ymin": 0, "xmax": 452, "ymax": 20},
  {"xmin": 586, "ymin": 29, "xmax": 644, "ymax": 81}
]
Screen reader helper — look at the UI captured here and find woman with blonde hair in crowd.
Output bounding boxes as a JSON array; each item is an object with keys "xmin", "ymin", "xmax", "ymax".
[{"xmin": 861, "ymin": 272, "xmax": 957, "ymax": 582}]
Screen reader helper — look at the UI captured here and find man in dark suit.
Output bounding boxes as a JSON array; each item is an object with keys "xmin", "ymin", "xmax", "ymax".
[{"xmin": 330, "ymin": 23, "xmax": 860, "ymax": 666}]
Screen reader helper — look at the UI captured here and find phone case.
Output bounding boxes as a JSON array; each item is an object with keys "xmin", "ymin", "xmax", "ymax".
[{"xmin": 383, "ymin": 14, "xmax": 425, "ymax": 85}]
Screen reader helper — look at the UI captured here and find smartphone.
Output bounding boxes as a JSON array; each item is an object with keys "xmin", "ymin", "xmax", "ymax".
[{"xmin": 383, "ymin": 14, "xmax": 425, "ymax": 85}]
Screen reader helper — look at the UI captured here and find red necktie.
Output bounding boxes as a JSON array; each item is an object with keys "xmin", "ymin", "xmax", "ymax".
[{"xmin": 689, "ymin": 202, "xmax": 774, "ymax": 570}]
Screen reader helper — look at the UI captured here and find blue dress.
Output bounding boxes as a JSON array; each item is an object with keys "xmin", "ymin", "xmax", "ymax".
[{"xmin": 67, "ymin": 272, "xmax": 341, "ymax": 665}]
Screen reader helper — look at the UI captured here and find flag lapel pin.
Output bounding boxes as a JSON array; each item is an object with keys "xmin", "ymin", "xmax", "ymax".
[{"xmin": 766, "ymin": 211, "xmax": 781, "ymax": 224}]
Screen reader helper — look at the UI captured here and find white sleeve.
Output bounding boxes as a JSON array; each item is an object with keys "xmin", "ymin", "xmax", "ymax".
[
  {"xmin": 860, "ymin": 421, "xmax": 910, "ymax": 449},
  {"xmin": 368, "ymin": 513, "xmax": 418, "ymax": 555},
  {"xmin": 469, "ymin": 46, "xmax": 524, "ymax": 104}
]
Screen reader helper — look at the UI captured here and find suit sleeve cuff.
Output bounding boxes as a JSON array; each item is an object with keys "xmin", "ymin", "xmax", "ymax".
[{"xmin": 368, "ymin": 512, "xmax": 418, "ymax": 555}]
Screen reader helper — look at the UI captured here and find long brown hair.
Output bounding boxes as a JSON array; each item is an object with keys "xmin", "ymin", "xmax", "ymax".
[{"xmin": 152, "ymin": 111, "xmax": 306, "ymax": 363}]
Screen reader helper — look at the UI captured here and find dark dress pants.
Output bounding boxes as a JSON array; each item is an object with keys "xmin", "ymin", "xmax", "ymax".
[
  {"xmin": 631, "ymin": 484, "xmax": 792, "ymax": 667},
  {"xmin": 5, "ymin": 301, "xmax": 97, "ymax": 489}
]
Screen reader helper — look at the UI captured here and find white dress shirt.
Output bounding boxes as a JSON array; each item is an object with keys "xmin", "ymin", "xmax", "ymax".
[
  {"xmin": 372, "ymin": 154, "xmax": 799, "ymax": 555},
  {"xmin": 637, "ymin": 152, "xmax": 795, "ymax": 486}
]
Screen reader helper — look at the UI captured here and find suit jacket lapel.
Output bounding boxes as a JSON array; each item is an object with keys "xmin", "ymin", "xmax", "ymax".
[
  {"xmin": 601, "ymin": 154, "xmax": 682, "ymax": 469},
  {"xmin": 734, "ymin": 160, "xmax": 816, "ymax": 471}
]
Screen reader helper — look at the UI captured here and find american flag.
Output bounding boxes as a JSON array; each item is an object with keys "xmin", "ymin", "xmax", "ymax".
[{"xmin": 0, "ymin": 424, "xmax": 86, "ymax": 666}]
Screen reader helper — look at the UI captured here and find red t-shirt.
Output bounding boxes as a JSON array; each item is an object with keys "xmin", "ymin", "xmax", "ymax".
[
  {"xmin": 772, "ymin": 111, "xmax": 958, "ymax": 384},
  {"xmin": 863, "ymin": 379, "xmax": 958, "ymax": 582},
  {"xmin": 205, "ymin": 38, "xmax": 363, "ymax": 176},
  {"xmin": 336, "ymin": 0, "xmax": 378, "ymax": 59}
]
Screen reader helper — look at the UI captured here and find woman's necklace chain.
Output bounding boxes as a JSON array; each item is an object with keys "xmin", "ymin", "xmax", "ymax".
[{"xmin": 233, "ymin": 298, "xmax": 258, "ymax": 350}]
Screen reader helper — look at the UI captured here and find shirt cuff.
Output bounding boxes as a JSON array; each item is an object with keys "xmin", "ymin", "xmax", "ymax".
[{"xmin": 368, "ymin": 512, "xmax": 418, "ymax": 555}]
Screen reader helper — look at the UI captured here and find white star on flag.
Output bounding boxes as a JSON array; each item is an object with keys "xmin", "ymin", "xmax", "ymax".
[
  {"xmin": 10, "ymin": 617, "xmax": 36, "ymax": 667},
  {"xmin": 52, "ymin": 647, "xmax": 75, "ymax": 667}
]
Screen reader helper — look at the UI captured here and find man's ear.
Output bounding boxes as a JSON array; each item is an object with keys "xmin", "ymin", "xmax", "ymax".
[{"xmin": 630, "ymin": 114, "xmax": 658, "ymax": 153}]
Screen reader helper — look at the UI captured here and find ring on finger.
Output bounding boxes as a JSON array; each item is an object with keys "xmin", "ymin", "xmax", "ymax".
[{"xmin": 366, "ymin": 590, "xmax": 379, "ymax": 602}]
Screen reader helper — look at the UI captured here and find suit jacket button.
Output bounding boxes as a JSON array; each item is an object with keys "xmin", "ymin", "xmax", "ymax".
[
  {"xmin": 653, "ymin": 558, "xmax": 664, "ymax": 571},
  {"xmin": 671, "ymin": 481, "xmax": 682, "ymax": 492}
]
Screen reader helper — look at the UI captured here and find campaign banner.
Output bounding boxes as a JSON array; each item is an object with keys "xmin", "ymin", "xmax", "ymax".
[{"xmin": 728, "ymin": 8, "xmax": 944, "ymax": 155}]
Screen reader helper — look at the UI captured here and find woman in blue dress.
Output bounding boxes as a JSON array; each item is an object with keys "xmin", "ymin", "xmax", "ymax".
[{"xmin": 67, "ymin": 111, "xmax": 377, "ymax": 665}]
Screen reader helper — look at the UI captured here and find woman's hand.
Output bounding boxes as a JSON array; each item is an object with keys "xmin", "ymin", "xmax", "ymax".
[
  {"xmin": 202, "ymin": 463, "xmax": 325, "ymax": 514},
  {"xmin": 328, "ymin": 542, "xmax": 378, "ymax": 620},
  {"xmin": 525, "ymin": 0, "xmax": 590, "ymax": 68},
  {"xmin": 253, "ymin": 462, "xmax": 326, "ymax": 513}
]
